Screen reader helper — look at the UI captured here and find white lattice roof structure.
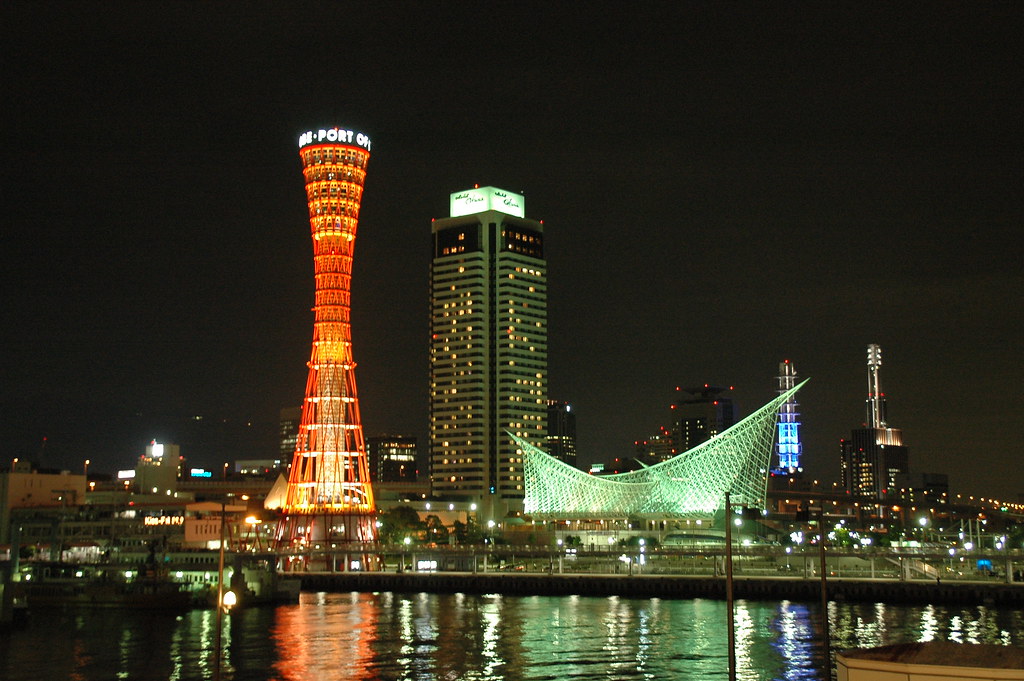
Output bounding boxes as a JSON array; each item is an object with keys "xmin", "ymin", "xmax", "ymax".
[{"xmin": 520, "ymin": 380, "xmax": 807, "ymax": 518}]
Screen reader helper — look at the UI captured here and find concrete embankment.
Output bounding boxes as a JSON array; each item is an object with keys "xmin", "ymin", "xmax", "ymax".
[{"xmin": 298, "ymin": 572, "xmax": 1024, "ymax": 606}]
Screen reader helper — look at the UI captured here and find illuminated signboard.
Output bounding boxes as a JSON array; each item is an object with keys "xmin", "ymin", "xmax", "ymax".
[
  {"xmin": 117, "ymin": 469, "xmax": 136, "ymax": 479},
  {"xmin": 190, "ymin": 468, "xmax": 213, "ymax": 478},
  {"xmin": 450, "ymin": 186, "xmax": 525, "ymax": 219},
  {"xmin": 144, "ymin": 516, "xmax": 184, "ymax": 526},
  {"xmin": 298, "ymin": 127, "xmax": 372, "ymax": 151}
]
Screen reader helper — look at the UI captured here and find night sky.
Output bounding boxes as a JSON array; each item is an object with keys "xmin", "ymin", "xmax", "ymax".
[{"xmin": 3, "ymin": 3, "xmax": 1021, "ymax": 500}]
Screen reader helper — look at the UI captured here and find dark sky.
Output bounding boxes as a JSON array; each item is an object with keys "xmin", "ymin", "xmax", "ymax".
[{"xmin": 2, "ymin": 3, "xmax": 1021, "ymax": 500}]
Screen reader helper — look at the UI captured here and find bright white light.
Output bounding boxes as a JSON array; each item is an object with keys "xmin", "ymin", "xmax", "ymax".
[
  {"xmin": 223, "ymin": 590, "xmax": 237, "ymax": 608},
  {"xmin": 919, "ymin": 517, "xmax": 927, "ymax": 527},
  {"xmin": 734, "ymin": 518, "xmax": 742, "ymax": 527},
  {"xmin": 403, "ymin": 536, "xmax": 411, "ymax": 545},
  {"xmin": 964, "ymin": 541, "xmax": 974, "ymax": 550}
]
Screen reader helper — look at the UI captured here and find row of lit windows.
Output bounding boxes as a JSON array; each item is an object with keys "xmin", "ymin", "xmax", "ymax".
[
  {"xmin": 304, "ymin": 168, "xmax": 364, "ymax": 183},
  {"xmin": 312, "ymin": 203, "xmax": 359, "ymax": 217},
  {"xmin": 505, "ymin": 342, "xmax": 545, "ymax": 353},
  {"xmin": 438, "ymin": 457, "xmax": 482, "ymax": 466},
  {"xmin": 302, "ymin": 148, "xmax": 368, "ymax": 168},
  {"xmin": 308, "ymin": 183, "xmax": 360, "ymax": 198},
  {"xmin": 439, "ymin": 476, "xmax": 485, "ymax": 483},
  {"xmin": 505, "ymin": 388, "xmax": 545, "ymax": 398},
  {"xmin": 501, "ymin": 229, "xmax": 540, "ymax": 243},
  {"xmin": 505, "ymin": 243, "xmax": 542, "ymax": 256}
]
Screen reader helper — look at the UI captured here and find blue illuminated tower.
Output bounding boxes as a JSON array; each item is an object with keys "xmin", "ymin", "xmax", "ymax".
[{"xmin": 773, "ymin": 359, "xmax": 802, "ymax": 474}]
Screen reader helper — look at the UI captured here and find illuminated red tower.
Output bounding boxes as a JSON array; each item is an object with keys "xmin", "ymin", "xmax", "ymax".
[{"xmin": 277, "ymin": 126, "xmax": 377, "ymax": 553}]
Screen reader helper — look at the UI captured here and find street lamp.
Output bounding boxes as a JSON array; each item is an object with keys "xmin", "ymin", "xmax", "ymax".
[
  {"xmin": 214, "ymin": 498, "xmax": 237, "ymax": 681},
  {"xmin": 400, "ymin": 536, "xmax": 411, "ymax": 572}
]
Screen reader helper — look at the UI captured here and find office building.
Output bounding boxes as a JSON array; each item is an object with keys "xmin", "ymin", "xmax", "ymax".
[
  {"xmin": 840, "ymin": 344, "xmax": 910, "ymax": 499},
  {"xmin": 546, "ymin": 400, "xmax": 577, "ymax": 468},
  {"xmin": 634, "ymin": 427, "xmax": 676, "ymax": 465},
  {"xmin": 278, "ymin": 406, "xmax": 301, "ymax": 460},
  {"xmin": 135, "ymin": 440, "xmax": 181, "ymax": 496},
  {"xmin": 429, "ymin": 186, "xmax": 547, "ymax": 518},
  {"xmin": 366, "ymin": 434, "xmax": 419, "ymax": 483},
  {"xmin": 671, "ymin": 385, "xmax": 737, "ymax": 453}
]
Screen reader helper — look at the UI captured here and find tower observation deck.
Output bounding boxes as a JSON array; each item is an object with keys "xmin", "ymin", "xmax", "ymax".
[{"xmin": 277, "ymin": 127, "xmax": 377, "ymax": 552}]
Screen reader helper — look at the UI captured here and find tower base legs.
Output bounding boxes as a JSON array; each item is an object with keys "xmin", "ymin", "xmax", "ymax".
[{"xmin": 275, "ymin": 512, "xmax": 379, "ymax": 572}]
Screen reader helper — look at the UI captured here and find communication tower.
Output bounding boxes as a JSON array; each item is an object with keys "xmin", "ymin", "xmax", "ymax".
[
  {"xmin": 773, "ymin": 359, "xmax": 802, "ymax": 474},
  {"xmin": 866, "ymin": 343, "xmax": 887, "ymax": 428},
  {"xmin": 276, "ymin": 127, "xmax": 377, "ymax": 556}
]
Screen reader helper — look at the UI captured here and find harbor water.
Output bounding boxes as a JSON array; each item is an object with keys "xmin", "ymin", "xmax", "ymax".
[{"xmin": 2, "ymin": 591, "xmax": 1022, "ymax": 680}]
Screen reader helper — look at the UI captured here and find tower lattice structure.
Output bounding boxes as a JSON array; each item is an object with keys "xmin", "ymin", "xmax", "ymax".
[
  {"xmin": 277, "ymin": 127, "xmax": 377, "ymax": 551},
  {"xmin": 772, "ymin": 359, "xmax": 803, "ymax": 474}
]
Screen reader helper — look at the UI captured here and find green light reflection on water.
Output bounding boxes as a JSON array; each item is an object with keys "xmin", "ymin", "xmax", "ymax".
[{"xmin": 5, "ymin": 593, "xmax": 1023, "ymax": 681}]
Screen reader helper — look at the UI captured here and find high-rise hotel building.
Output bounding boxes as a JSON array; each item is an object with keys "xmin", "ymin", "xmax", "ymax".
[{"xmin": 429, "ymin": 186, "xmax": 547, "ymax": 518}]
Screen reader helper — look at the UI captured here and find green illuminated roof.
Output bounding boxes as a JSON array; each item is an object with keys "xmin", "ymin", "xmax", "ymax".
[{"xmin": 520, "ymin": 380, "xmax": 807, "ymax": 518}]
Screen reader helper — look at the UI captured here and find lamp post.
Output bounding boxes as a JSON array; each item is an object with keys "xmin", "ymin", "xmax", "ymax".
[
  {"xmin": 816, "ymin": 507, "xmax": 830, "ymax": 669},
  {"xmin": 214, "ymin": 498, "xmax": 236, "ymax": 681}
]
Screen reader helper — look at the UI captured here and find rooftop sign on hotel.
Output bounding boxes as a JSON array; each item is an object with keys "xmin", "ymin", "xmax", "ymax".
[{"xmin": 450, "ymin": 186, "xmax": 525, "ymax": 219}]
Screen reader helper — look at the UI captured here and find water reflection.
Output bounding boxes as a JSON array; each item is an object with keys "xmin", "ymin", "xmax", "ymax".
[
  {"xmin": 2, "ymin": 595, "xmax": 1022, "ymax": 681},
  {"xmin": 770, "ymin": 601, "xmax": 816, "ymax": 680}
]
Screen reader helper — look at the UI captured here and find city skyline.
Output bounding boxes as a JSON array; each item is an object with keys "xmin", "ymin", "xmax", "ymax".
[{"xmin": 2, "ymin": 4, "xmax": 1021, "ymax": 500}]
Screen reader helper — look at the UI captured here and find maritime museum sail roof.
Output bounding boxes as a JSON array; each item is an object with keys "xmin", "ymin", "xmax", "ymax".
[{"xmin": 520, "ymin": 381, "xmax": 807, "ymax": 518}]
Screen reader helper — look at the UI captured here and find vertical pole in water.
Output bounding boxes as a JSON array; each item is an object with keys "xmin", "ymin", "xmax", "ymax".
[
  {"xmin": 215, "ymin": 500, "xmax": 226, "ymax": 681},
  {"xmin": 725, "ymin": 491, "xmax": 735, "ymax": 681},
  {"xmin": 818, "ymin": 507, "xmax": 830, "ymax": 673}
]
